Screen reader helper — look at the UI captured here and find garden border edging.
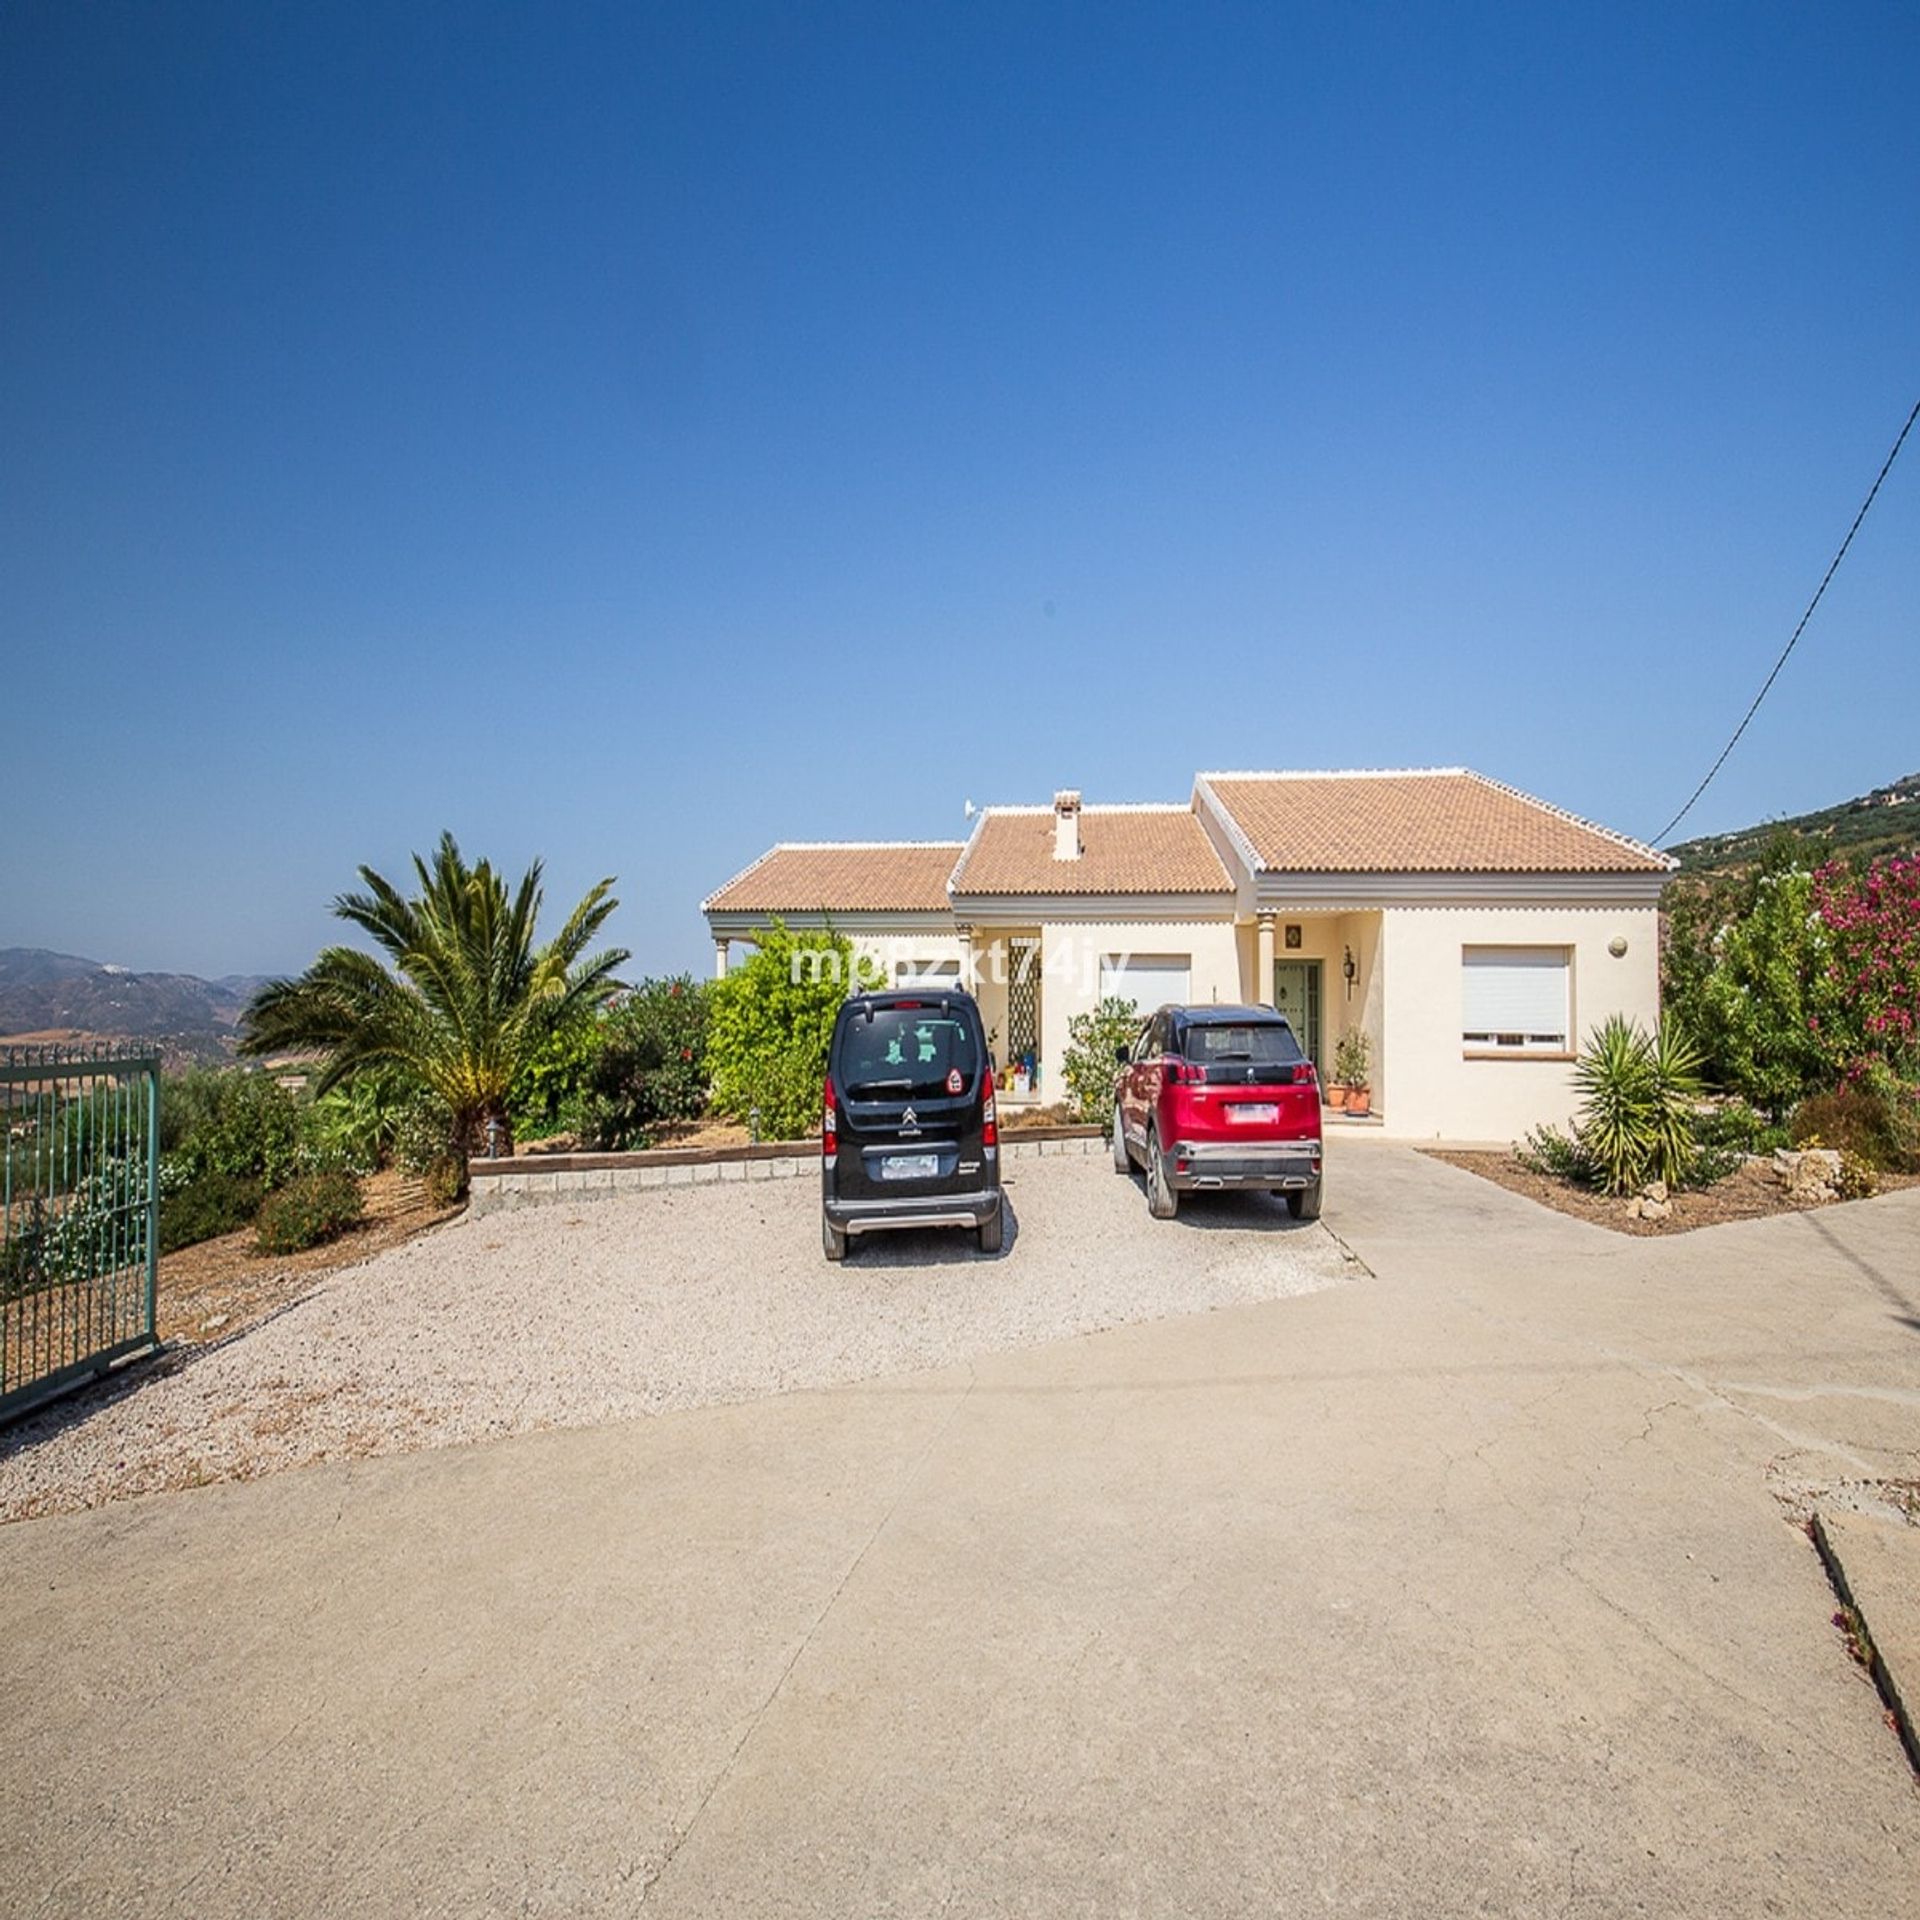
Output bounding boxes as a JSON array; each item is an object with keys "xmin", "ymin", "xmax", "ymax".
[{"xmin": 468, "ymin": 1126, "xmax": 1104, "ymax": 1216}]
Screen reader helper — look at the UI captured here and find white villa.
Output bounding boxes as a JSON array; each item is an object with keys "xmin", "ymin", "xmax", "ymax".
[{"xmin": 702, "ymin": 769, "xmax": 1673, "ymax": 1142}]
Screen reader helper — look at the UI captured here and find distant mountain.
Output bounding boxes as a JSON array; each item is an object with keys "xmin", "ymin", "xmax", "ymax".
[
  {"xmin": 0, "ymin": 948, "xmax": 275, "ymax": 1062},
  {"xmin": 1667, "ymin": 772, "xmax": 1920, "ymax": 877}
]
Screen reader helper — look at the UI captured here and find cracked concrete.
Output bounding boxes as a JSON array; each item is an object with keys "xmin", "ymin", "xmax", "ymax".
[{"xmin": 1, "ymin": 1141, "xmax": 1916, "ymax": 1916}]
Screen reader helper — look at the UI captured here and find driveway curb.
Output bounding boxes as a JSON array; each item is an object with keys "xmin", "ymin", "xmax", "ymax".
[{"xmin": 1812, "ymin": 1508, "xmax": 1920, "ymax": 1775}]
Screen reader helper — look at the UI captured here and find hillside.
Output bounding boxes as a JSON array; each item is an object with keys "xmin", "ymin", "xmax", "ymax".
[
  {"xmin": 1667, "ymin": 771, "xmax": 1920, "ymax": 877},
  {"xmin": 0, "ymin": 948, "xmax": 272, "ymax": 1063}
]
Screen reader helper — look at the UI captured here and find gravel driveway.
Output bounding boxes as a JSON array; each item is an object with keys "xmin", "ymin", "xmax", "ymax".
[{"xmin": 0, "ymin": 1154, "xmax": 1356, "ymax": 1521}]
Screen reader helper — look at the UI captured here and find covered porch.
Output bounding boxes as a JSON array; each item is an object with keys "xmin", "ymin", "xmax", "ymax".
[{"xmin": 1235, "ymin": 910, "xmax": 1384, "ymax": 1109}]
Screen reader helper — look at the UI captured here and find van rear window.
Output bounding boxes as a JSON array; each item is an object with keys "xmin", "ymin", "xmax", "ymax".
[
  {"xmin": 1180, "ymin": 1021, "xmax": 1303, "ymax": 1066},
  {"xmin": 838, "ymin": 1009, "xmax": 981, "ymax": 1097}
]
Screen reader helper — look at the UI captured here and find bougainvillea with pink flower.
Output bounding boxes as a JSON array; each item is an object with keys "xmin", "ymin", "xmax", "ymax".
[{"xmin": 1811, "ymin": 855, "xmax": 1920, "ymax": 1078}]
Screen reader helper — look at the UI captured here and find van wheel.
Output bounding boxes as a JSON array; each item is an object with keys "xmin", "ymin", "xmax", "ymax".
[
  {"xmin": 1146, "ymin": 1128, "xmax": 1179, "ymax": 1220},
  {"xmin": 823, "ymin": 1214, "xmax": 847, "ymax": 1261},
  {"xmin": 1112, "ymin": 1109, "xmax": 1132, "ymax": 1173},
  {"xmin": 1287, "ymin": 1180, "xmax": 1323, "ymax": 1222},
  {"xmin": 977, "ymin": 1196, "xmax": 1005, "ymax": 1255}
]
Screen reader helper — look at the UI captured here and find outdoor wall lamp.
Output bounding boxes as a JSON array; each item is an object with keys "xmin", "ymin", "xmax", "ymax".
[
  {"xmin": 1608, "ymin": 936, "xmax": 1629, "ymax": 958},
  {"xmin": 1342, "ymin": 945, "xmax": 1357, "ymax": 1000}
]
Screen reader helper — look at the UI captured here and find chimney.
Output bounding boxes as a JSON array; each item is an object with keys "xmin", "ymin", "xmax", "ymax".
[{"xmin": 1052, "ymin": 790, "xmax": 1082, "ymax": 861}]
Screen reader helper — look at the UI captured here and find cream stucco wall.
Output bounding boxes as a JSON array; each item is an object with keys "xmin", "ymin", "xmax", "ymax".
[
  {"xmin": 1377, "ymin": 905, "xmax": 1661, "ymax": 1142},
  {"xmin": 1033, "ymin": 920, "xmax": 1243, "ymax": 1102},
  {"xmin": 846, "ymin": 930, "xmax": 969, "ymax": 984}
]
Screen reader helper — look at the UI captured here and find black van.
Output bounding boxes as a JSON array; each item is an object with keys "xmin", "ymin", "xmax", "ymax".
[{"xmin": 822, "ymin": 989, "xmax": 1003, "ymax": 1260}]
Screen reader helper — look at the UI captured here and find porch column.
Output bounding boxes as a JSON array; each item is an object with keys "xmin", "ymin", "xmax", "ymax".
[
  {"xmin": 954, "ymin": 921, "xmax": 974, "ymax": 994},
  {"xmin": 1256, "ymin": 913, "xmax": 1276, "ymax": 1006},
  {"xmin": 714, "ymin": 937, "xmax": 730, "ymax": 981}
]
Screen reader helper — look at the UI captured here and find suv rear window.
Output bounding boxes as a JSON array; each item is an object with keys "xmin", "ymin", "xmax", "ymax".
[
  {"xmin": 1179, "ymin": 1020, "xmax": 1303, "ymax": 1066},
  {"xmin": 837, "ymin": 1006, "xmax": 981, "ymax": 1097}
]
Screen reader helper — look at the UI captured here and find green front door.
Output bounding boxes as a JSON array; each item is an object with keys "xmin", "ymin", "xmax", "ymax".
[{"xmin": 1271, "ymin": 960, "xmax": 1323, "ymax": 1075}]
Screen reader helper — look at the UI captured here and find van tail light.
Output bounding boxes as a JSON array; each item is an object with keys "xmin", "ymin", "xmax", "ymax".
[
  {"xmin": 981, "ymin": 1076, "xmax": 997, "ymax": 1150},
  {"xmin": 822, "ymin": 1076, "xmax": 838, "ymax": 1162}
]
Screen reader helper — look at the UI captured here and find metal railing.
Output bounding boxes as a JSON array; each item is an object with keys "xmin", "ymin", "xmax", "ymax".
[{"xmin": 1, "ymin": 1044, "xmax": 161, "ymax": 1422}]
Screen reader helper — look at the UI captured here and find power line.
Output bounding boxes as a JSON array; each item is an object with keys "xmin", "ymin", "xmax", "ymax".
[{"xmin": 1650, "ymin": 396, "xmax": 1920, "ymax": 848}]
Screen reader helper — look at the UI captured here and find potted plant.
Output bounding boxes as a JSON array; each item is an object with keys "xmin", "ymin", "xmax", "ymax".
[{"xmin": 1333, "ymin": 1029, "xmax": 1373, "ymax": 1117}]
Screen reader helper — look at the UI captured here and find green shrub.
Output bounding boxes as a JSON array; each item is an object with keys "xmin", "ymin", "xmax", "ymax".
[
  {"xmin": 301, "ymin": 1069, "xmax": 411, "ymax": 1171},
  {"xmin": 708, "ymin": 924, "xmax": 880, "ymax": 1140},
  {"xmin": 1836, "ymin": 1152, "xmax": 1880, "ymax": 1202},
  {"xmin": 393, "ymin": 1088, "xmax": 458, "ymax": 1174},
  {"xmin": 422, "ymin": 1154, "xmax": 467, "ymax": 1208},
  {"xmin": 254, "ymin": 1170, "xmax": 365, "ymax": 1255},
  {"xmin": 1332, "ymin": 1027, "xmax": 1372, "ymax": 1088},
  {"xmin": 508, "ymin": 1011, "xmax": 601, "ymax": 1141},
  {"xmin": 161, "ymin": 1067, "xmax": 304, "ymax": 1187},
  {"xmin": 159, "ymin": 1169, "xmax": 265, "ymax": 1253},
  {"xmin": 1676, "ymin": 850, "xmax": 1842, "ymax": 1116},
  {"xmin": 1516, "ymin": 1123, "xmax": 1593, "ymax": 1184},
  {"xmin": 579, "ymin": 976, "xmax": 710, "ymax": 1149},
  {"xmin": 1692, "ymin": 1099, "xmax": 1790, "ymax": 1157},
  {"xmin": 1061, "ymin": 998, "xmax": 1141, "ymax": 1130}
]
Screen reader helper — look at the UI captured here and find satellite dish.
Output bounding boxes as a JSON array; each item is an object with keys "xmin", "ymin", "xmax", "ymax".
[{"xmin": 963, "ymin": 799, "xmax": 977, "ymax": 819}]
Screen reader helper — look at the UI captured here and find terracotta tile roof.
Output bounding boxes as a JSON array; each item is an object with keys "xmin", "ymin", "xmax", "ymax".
[
  {"xmin": 703, "ymin": 843, "xmax": 963, "ymax": 915},
  {"xmin": 950, "ymin": 806, "xmax": 1233, "ymax": 897},
  {"xmin": 1198, "ymin": 770, "xmax": 1669, "ymax": 874}
]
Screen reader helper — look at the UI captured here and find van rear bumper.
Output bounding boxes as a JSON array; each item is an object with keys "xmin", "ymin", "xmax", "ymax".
[
  {"xmin": 1168, "ymin": 1139, "xmax": 1322, "ymax": 1191},
  {"xmin": 826, "ymin": 1190, "xmax": 1001, "ymax": 1235}
]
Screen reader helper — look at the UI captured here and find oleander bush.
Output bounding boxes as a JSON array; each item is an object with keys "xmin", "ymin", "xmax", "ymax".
[{"xmin": 578, "ymin": 975, "xmax": 711, "ymax": 1149}]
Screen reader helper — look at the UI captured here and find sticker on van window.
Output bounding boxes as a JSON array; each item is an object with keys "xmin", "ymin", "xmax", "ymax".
[{"xmin": 946, "ymin": 1068, "xmax": 963, "ymax": 1093}]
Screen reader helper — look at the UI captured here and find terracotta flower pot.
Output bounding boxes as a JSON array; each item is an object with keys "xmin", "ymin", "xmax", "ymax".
[
  {"xmin": 1346, "ymin": 1086, "xmax": 1372, "ymax": 1117},
  {"xmin": 1326, "ymin": 1084, "xmax": 1350, "ymax": 1111}
]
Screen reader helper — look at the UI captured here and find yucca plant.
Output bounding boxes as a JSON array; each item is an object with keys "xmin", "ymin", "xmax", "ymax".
[
  {"xmin": 1569, "ymin": 1014, "xmax": 1704, "ymax": 1194},
  {"xmin": 1571, "ymin": 1015, "xmax": 1657, "ymax": 1195},
  {"xmin": 240, "ymin": 833, "xmax": 627, "ymax": 1167},
  {"xmin": 1646, "ymin": 1017, "xmax": 1707, "ymax": 1189}
]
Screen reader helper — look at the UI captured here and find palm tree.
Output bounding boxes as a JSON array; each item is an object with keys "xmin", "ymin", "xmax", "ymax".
[{"xmin": 240, "ymin": 833, "xmax": 628, "ymax": 1163}]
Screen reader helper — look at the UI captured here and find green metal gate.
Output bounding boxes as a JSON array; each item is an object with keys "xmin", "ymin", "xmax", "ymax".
[{"xmin": 1, "ymin": 1044, "xmax": 160, "ymax": 1422}]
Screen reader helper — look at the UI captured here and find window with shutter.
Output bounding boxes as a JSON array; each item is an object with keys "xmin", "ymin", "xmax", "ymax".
[{"xmin": 1462, "ymin": 947, "xmax": 1570, "ymax": 1054}]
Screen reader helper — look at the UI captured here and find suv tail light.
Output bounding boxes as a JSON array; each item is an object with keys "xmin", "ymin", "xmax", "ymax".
[
  {"xmin": 981, "ymin": 1075, "xmax": 997, "ymax": 1150},
  {"xmin": 1296, "ymin": 1060, "xmax": 1317, "ymax": 1086},
  {"xmin": 822, "ymin": 1076, "xmax": 838, "ymax": 1163},
  {"xmin": 1164, "ymin": 1058, "xmax": 1207, "ymax": 1086}
]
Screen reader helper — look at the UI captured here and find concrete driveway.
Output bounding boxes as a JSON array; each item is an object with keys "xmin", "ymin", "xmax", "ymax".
[{"xmin": 3, "ymin": 1143, "xmax": 1917, "ymax": 1916}]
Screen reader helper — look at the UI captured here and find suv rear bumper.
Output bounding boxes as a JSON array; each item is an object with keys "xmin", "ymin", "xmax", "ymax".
[
  {"xmin": 825, "ymin": 1190, "xmax": 1001, "ymax": 1236},
  {"xmin": 1168, "ymin": 1139, "xmax": 1321, "ymax": 1192}
]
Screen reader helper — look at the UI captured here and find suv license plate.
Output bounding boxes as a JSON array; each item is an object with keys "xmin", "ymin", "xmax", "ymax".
[
  {"xmin": 880, "ymin": 1154, "xmax": 941, "ymax": 1180},
  {"xmin": 1227, "ymin": 1103, "xmax": 1279, "ymax": 1125}
]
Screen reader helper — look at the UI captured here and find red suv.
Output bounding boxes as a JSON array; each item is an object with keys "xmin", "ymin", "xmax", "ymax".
[{"xmin": 1111, "ymin": 1005, "xmax": 1323, "ymax": 1221}]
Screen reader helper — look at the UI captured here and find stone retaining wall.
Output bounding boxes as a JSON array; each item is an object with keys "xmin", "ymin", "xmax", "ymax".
[{"xmin": 468, "ymin": 1128, "xmax": 1105, "ymax": 1216}]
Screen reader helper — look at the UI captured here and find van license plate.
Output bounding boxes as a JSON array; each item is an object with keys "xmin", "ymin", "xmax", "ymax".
[
  {"xmin": 880, "ymin": 1154, "xmax": 941, "ymax": 1180},
  {"xmin": 1228, "ymin": 1103, "xmax": 1278, "ymax": 1124}
]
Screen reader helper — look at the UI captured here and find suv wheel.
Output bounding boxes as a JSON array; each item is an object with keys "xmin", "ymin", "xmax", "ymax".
[
  {"xmin": 822, "ymin": 1213, "xmax": 848, "ymax": 1261},
  {"xmin": 1286, "ymin": 1179, "xmax": 1323, "ymax": 1222},
  {"xmin": 976, "ymin": 1195, "xmax": 1005, "ymax": 1255},
  {"xmin": 1145, "ymin": 1127, "xmax": 1179, "ymax": 1220},
  {"xmin": 1111, "ymin": 1108, "xmax": 1131, "ymax": 1173}
]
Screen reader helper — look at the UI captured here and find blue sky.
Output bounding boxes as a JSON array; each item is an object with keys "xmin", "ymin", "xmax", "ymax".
[{"xmin": 4, "ymin": 2, "xmax": 1916, "ymax": 979}]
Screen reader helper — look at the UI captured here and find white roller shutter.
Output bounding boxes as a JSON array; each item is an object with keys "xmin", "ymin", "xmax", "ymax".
[
  {"xmin": 1462, "ymin": 947, "xmax": 1569, "ymax": 1050},
  {"xmin": 1098, "ymin": 952, "xmax": 1191, "ymax": 1012}
]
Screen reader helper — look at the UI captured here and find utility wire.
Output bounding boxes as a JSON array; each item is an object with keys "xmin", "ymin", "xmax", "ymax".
[{"xmin": 1650, "ymin": 396, "xmax": 1920, "ymax": 847}]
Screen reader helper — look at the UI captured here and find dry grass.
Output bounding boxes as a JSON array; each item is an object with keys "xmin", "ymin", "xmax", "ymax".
[{"xmin": 157, "ymin": 1167, "xmax": 462, "ymax": 1345}]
